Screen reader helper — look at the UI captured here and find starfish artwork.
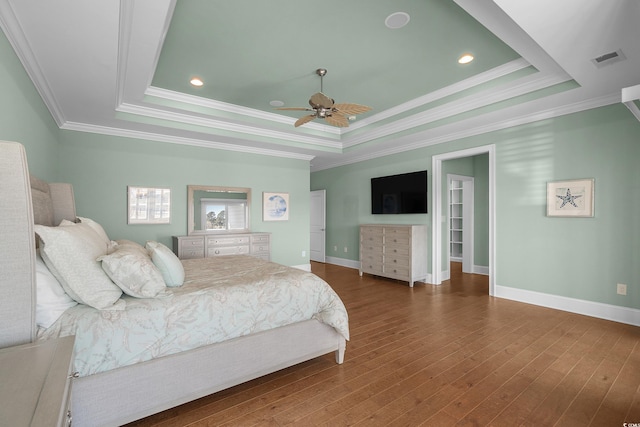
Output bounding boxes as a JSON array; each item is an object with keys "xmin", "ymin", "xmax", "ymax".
[{"xmin": 556, "ymin": 188, "xmax": 583, "ymax": 209}]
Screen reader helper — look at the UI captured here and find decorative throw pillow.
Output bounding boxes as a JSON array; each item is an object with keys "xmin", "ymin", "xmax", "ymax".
[
  {"xmin": 114, "ymin": 239, "xmax": 149, "ymax": 256},
  {"xmin": 34, "ymin": 222, "xmax": 124, "ymax": 310},
  {"xmin": 146, "ymin": 241, "xmax": 185, "ymax": 287},
  {"xmin": 98, "ymin": 245, "xmax": 167, "ymax": 298},
  {"xmin": 35, "ymin": 251, "xmax": 77, "ymax": 328}
]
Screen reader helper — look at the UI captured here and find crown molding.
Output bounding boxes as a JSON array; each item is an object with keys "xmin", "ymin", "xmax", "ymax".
[
  {"xmin": 311, "ymin": 92, "xmax": 621, "ymax": 172},
  {"xmin": 345, "ymin": 58, "xmax": 532, "ymax": 133},
  {"xmin": 341, "ymin": 68, "xmax": 572, "ymax": 148},
  {"xmin": 60, "ymin": 121, "xmax": 316, "ymax": 161},
  {"xmin": 116, "ymin": 102, "xmax": 342, "ymax": 150},
  {"xmin": 0, "ymin": 0, "xmax": 66, "ymax": 126}
]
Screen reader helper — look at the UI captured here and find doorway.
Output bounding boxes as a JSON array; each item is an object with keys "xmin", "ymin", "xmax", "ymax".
[
  {"xmin": 447, "ymin": 174, "xmax": 474, "ymax": 275},
  {"xmin": 432, "ymin": 145, "xmax": 495, "ymax": 295},
  {"xmin": 310, "ymin": 189, "xmax": 326, "ymax": 263}
]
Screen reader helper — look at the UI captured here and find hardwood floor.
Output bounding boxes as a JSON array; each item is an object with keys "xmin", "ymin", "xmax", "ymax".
[{"xmin": 128, "ymin": 262, "xmax": 640, "ymax": 426}]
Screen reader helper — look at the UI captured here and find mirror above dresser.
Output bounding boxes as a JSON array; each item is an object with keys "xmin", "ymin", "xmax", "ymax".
[
  {"xmin": 176, "ymin": 185, "xmax": 270, "ymax": 261},
  {"xmin": 187, "ymin": 185, "xmax": 251, "ymax": 235}
]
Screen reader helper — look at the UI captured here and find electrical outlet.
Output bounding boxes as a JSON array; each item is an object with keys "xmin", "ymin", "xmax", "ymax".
[
  {"xmin": 344, "ymin": 246, "xmax": 348, "ymax": 253},
  {"xmin": 301, "ymin": 250, "xmax": 306, "ymax": 257},
  {"xmin": 333, "ymin": 245, "xmax": 337, "ymax": 252},
  {"xmin": 617, "ymin": 283, "xmax": 627, "ymax": 295}
]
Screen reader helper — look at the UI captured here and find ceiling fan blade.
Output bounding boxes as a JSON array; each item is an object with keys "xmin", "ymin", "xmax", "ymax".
[
  {"xmin": 294, "ymin": 114, "xmax": 316, "ymax": 127},
  {"xmin": 333, "ymin": 103, "xmax": 372, "ymax": 115},
  {"xmin": 276, "ymin": 107, "xmax": 312, "ymax": 111},
  {"xmin": 325, "ymin": 113, "xmax": 349, "ymax": 127},
  {"xmin": 309, "ymin": 92, "xmax": 334, "ymax": 109}
]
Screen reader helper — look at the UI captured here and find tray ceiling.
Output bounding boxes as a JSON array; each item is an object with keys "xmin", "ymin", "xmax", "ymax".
[{"xmin": 0, "ymin": 0, "xmax": 638, "ymax": 171}]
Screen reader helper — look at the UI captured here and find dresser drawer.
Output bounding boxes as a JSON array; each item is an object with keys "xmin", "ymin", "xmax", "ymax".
[
  {"xmin": 180, "ymin": 248, "xmax": 205, "ymax": 259},
  {"xmin": 385, "ymin": 245, "xmax": 410, "ymax": 257},
  {"xmin": 252, "ymin": 243, "xmax": 270, "ymax": 254},
  {"xmin": 384, "ymin": 255, "xmax": 410, "ymax": 269},
  {"xmin": 383, "ymin": 265, "xmax": 410, "ymax": 281},
  {"xmin": 384, "ymin": 226, "xmax": 411, "ymax": 237},
  {"xmin": 208, "ymin": 236, "xmax": 251, "ymax": 247},
  {"xmin": 251, "ymin": 234, "xmax": 270, "ymax": 244},
  {"xmin": 209, "ymin": 245, "xmax": 250, "ymax": 256}
]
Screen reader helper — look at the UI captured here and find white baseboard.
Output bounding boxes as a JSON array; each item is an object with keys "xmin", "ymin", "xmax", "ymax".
[
  {"xmin": 292, "ymin": 263, "xmax": 311, "ymax": 272},
  {"xmin": 320, "ymin": 258, "xmax": 638, "ymax": 327},
  {"xmin": 495, "ymin": 285, "xmax": 640, "ymax": 327},
  {"xmin": 325, "ymin": 256, "xmax": 360, "ymax": 270}
]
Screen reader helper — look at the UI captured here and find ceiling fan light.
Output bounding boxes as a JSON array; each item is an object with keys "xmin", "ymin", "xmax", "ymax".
[
  {"xmin": 458, "ymin": 53, "xmax": 474, "ymax": 64},
  {"xmin": 190, "ymin": 77, "xmax": 204, "ymax": 87}
]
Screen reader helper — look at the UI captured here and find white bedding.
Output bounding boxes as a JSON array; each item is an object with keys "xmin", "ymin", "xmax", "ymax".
[{"xmin": 37, "ymin": 255, "xmax": 349, "ymax": 377}]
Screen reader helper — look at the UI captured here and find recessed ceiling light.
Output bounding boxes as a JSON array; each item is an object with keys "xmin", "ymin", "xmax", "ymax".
[
  {"xmin": 385, "ymin": 12, "xmax": 410, "ymax": 29},
  {"xmin": 458, "ymin": 54, "xmax": 474, "ymax": 64},
  {"xmin": 190, "ymin": 77, "xmax": 204, "ymax": 87},
  {"xmin": 270, "ymin": 100, "xmax": 284, "ymax": 107}
]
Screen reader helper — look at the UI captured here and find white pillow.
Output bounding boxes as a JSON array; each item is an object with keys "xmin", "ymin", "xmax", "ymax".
[
  {"xmin": 35, "ymin": 222, "xmax": 124, "ymax": 310},
  {"xmin": 35, "ymin": 251, "xmax": 77, "ymax": 328},
  {"xmin": 76, "ymin": 216, "xmax": 111, "ymax": 246},
  {"xmin": 98, "ymin": 245, "xmax": 167, "ymax": 298},
  {"xmin": 146, "ymin": 241, "xmax": 185, "ymax": 287}
]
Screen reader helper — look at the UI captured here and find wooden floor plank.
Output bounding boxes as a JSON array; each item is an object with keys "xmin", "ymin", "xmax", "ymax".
[{"xmin": 125, "ymin": 262, "xmax": 640, "ymax": 427}]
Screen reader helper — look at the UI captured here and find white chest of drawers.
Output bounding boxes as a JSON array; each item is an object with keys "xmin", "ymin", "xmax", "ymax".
[
  {"xmin": 359, "ymin": 224, "xmax": 427, "ymax": 287},
  {"xmin": 173, "ymin": 232, "xmax": 271, "ymax": 261}
]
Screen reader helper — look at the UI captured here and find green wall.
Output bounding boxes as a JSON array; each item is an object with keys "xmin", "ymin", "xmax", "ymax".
[
  {"xmin": 0, "ymin": 29, "xmax": 59, "ymax": 179},
  {"xmin": 312, "ymin": 103, "xmax": 640, "ymax": 310},
  {"xmin": 57, "ymin": 131, "xmax": 311, "ymax": 266},
  {"xmin": 0, "ymin": 28, "xmax": 311, "ymax": 267}
]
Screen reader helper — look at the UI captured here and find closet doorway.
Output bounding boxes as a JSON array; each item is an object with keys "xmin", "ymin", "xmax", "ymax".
[
  {"xmin": 432, "ymin": 145, "xmax": 495, "ymax": 296},
  {"xmin": 447, "ymin": 174, "xmax": 474, "ymax": 275}
]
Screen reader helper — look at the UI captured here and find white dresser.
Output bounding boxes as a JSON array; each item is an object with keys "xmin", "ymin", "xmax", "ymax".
[
  {"xmin": 173, "ymin": 232, "xmax": 271, "ymax": 261},
  {"xmin": 359, "ymin": 224, "xmax": 427, "ymax": 287},
  {"xmin": 0, "ymin": 335, "xmax": 76, "ymax": 427}
]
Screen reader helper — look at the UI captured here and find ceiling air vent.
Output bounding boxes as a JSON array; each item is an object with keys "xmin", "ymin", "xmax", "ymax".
[{"xmin": 591, "ymin": 49, "xmax": 626, "ymax": 68}]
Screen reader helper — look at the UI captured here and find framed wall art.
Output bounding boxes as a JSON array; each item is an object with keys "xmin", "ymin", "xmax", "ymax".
[
  {"xmin": 546, "ymin": 178, "xmax": 594, "ymax": 217},
  {"xmin": 263, "ymin": 192, "xmax": 289, "ymax": 221},
  {"xmin": 127, "ymin": 186, "xmax": 171, "ymax": 224}
]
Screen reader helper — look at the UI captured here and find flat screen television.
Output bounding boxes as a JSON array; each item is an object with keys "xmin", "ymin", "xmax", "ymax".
[{"xmin": 371, "ymin": 170, "xmax": 428, "ymax": 214}]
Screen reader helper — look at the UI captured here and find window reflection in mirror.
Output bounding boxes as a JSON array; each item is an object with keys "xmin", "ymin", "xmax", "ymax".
[{"xmin": 188, "ymin": 185, "xmax": 250, "ymax": 234}]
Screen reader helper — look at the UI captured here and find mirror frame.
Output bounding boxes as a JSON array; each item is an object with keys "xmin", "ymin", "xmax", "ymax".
[{"xmin": 187, "ymin": 185, "xmax": 251, "ymax": 235}]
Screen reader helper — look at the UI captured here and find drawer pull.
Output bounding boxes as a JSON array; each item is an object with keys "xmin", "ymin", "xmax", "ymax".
[{"xmin": 190, "ymin": 241, "xmax": 199, "ymax": 245}]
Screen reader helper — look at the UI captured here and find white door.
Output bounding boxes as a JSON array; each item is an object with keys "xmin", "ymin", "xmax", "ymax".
[{"xmin": 310, "ymin": 190, "xmax": 326, "ymax": 263}]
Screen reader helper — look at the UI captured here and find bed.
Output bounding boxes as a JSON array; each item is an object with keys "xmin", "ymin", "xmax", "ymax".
[{"xmin": 0, "ymin": 141, "xmax": 348, "ymax": 426}]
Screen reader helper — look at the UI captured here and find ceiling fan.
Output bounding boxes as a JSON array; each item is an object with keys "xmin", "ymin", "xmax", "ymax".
[{"xmin": 277, "ymin": 68, "xmax": 371, "ymax": 128}]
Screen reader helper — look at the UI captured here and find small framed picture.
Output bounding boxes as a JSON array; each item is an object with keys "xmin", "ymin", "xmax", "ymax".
[
  {"xmin": 263, "ymin": 192, "xmax": 289, "ymax": 221},
  {"xmin": 127, "ymin": 186, "xmax": 171, "ymax": 224},
  {"xmin": 547, "ymin": 179, "xmax": 594, "ymax": 217}
]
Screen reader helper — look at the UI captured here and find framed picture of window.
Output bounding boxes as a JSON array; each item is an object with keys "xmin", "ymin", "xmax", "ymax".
[
  {"xmin": 263, "ymin": 192, "xmax": 289, "ymax": 221},
  {"xmin": 546, "ymin": 179, "xmax": 594, "ymax": 217},
  {"xmin": 127, "ymin": 186, "xmax": 171, "ymax": 224}
]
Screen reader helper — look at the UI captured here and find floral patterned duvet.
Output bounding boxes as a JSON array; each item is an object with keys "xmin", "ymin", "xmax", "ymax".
[{"xmin": 37, "ymin": 255, "xmax": 349, "ymax": 377}]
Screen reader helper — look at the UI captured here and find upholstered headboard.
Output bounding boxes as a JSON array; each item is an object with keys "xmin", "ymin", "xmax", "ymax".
[{"xmin": 0, "ymin": 141, "xmax": 76, "ymax": 348}]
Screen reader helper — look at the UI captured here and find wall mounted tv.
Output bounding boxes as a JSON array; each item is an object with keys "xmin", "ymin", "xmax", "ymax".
[{"xmin": 371, "ymin": 170, "xmax": 428, "ymax": 214}]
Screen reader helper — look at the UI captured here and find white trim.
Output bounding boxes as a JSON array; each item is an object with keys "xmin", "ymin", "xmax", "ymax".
[
  {"xmin": 495, "ymin": 285, "xmax": 640, "ymax": 327},
  {"xmin": 432, "ymin": 145, "xmax": 495, "ymax": 297},
  {"xmin": 291, "ymin": 263, "xmax": 311, "ymax": 272},
  {"xmin": 473, "ymin": 265, "xmax": 489, "ymax": 275},
  {"xmin": 325, "ymin": 256, "xmax": 359, "ymax": 270},
  {"xmin": 0, "ymin": 0, "xmax": 66, "ymax": 126},
  {"xmin": 59, "ymin": 121, "xmax": 316, "ymax": 161},
  {"xmin": 116, "ymin": 102, "xmax": 342, "ymax": 150}
]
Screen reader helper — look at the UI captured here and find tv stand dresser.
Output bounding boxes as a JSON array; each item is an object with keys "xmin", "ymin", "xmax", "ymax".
[{"xmin": 359, "ymin": 224, "xmax": 427, "ymax": 287}]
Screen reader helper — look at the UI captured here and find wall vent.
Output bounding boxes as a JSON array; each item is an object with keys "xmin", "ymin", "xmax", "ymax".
[{"xmin": 591, "ymin": 49, "xmax": 626, "ymax": 68}]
